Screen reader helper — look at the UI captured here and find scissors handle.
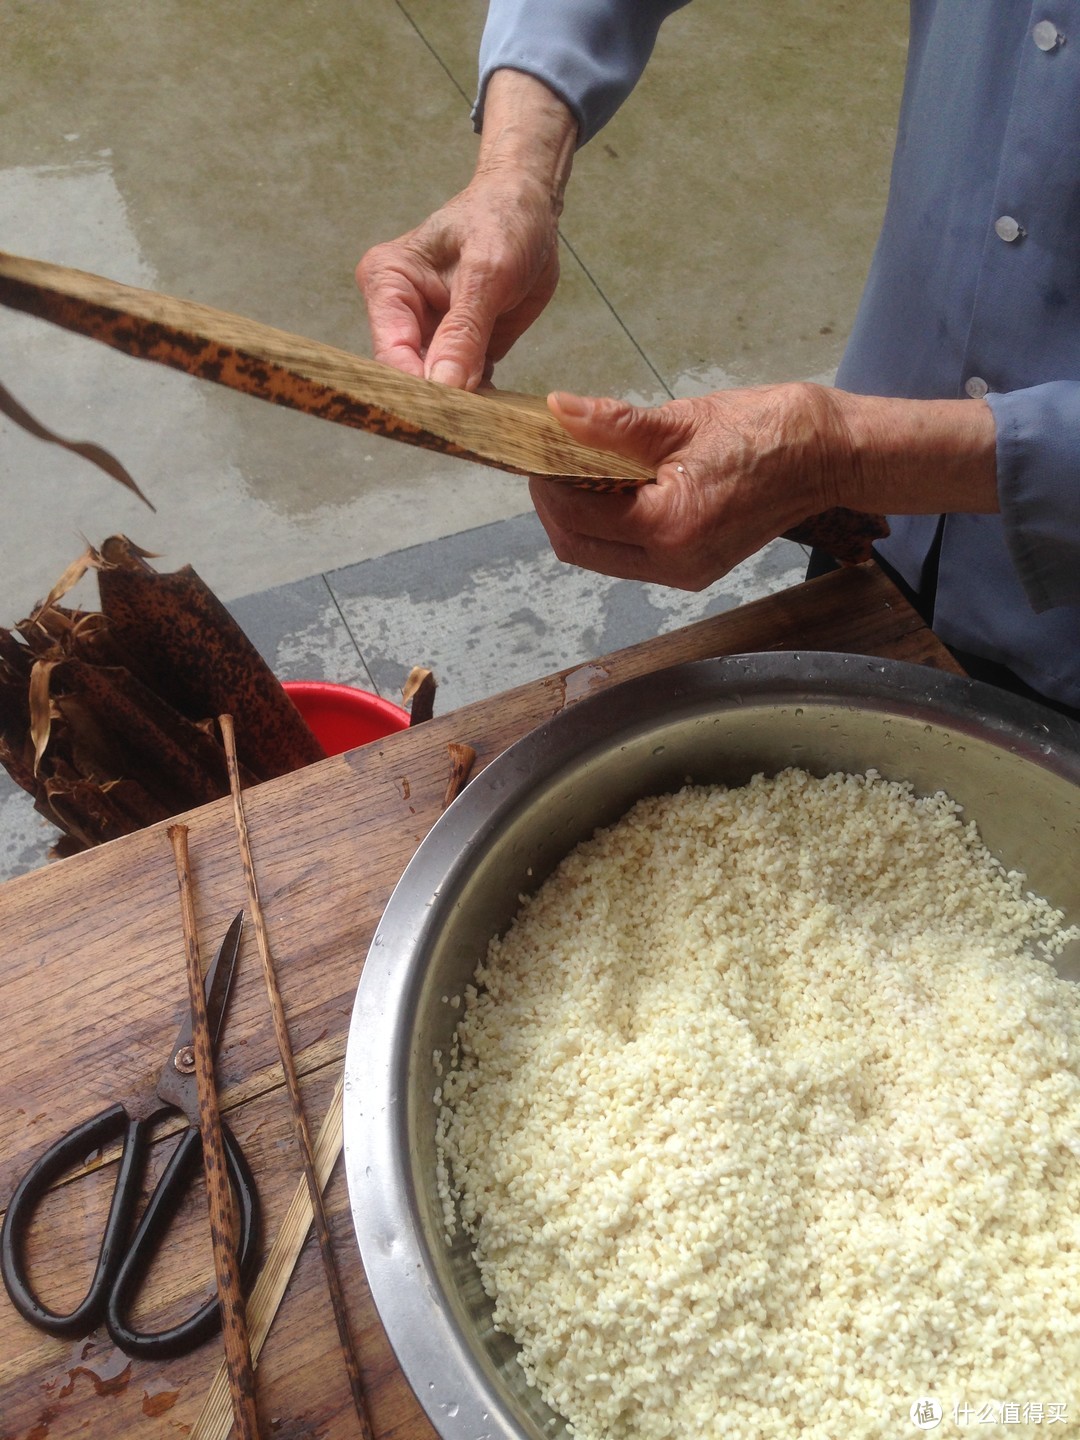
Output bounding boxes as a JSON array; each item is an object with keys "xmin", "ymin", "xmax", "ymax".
[
  {"xmin": 105, "ymin": 1121, "xmax": 260, "ymax": 1359},
  {"xmin": 1, "ymin": 1102, "xmax": 150, "ymax": 1339}
]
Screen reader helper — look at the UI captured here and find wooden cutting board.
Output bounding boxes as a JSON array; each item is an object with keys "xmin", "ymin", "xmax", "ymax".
[
  {"xmin": 0, "ymin": 249, "xmax": 887, "ymax": 559},
  {"xmin": 0, "ymin": 566, "xmax": 959, "ymax": 1440}
]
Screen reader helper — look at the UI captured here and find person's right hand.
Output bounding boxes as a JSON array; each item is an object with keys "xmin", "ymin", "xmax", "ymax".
[
  {"xmin": 356, "ymin": 169, "xmax": 561, "ymax": 391},
  {"xmin": 356, "ymin": 69, "xmax": 579, "ymax": 391}
]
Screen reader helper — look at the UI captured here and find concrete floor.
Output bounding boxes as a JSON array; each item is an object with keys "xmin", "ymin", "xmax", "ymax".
[{"xmin": 0, "ymin": 1, "xmax": 908, "ymax": 876}]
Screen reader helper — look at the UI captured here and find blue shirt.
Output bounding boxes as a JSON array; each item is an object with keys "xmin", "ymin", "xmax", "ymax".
[{"xmin": 476, "ymin": 1, "xmax": 1080, "ymax": 710}]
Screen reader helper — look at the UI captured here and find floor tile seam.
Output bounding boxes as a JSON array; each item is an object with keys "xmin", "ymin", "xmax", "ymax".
[
  {"xmin": 320, "ymin": 508, "xmax": 540, "ymax": 591},
  {"xmin": 317, "ymin": 568, "xmax": 382, "ymax": 695},
  {"xmin": 553, "ymin": 233, "xmax": 673, "ymax": 399},
  {"xmin": 395, "ymin": 1, "xmax": 473, "ymax": 105}
]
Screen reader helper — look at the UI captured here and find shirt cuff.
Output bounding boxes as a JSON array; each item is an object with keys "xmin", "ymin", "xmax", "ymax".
[
  {"xmin": 987, "ymin": 382, "xmax": 1080, "ymax": 613},
  {"xmin": 472, "ymin": 0, "xmax": 690, "ymax": 146}
]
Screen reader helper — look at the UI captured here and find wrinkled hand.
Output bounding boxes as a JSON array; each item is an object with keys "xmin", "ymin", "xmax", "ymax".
[
  {"xmin": 358, "ymin": 70, "xmax": 576, "ymax": 390},
  {"xmin": 357, "ymin": 168, "xmax": 560, "ymax": 390},
  {"xmin": 530, "ymin": 384, "xmax": 855, "ymax": 590}
]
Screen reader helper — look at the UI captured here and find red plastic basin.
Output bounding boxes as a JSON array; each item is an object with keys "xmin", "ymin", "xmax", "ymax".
[{"xmin": 283, "ymin": 680, "xmax": 410, "ymax": 756}]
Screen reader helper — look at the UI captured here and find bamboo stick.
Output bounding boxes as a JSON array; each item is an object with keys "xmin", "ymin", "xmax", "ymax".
[
  {"xmin": 218, "ymin": 714, "xmax": 374, "ymax": 1440},
  {"xmin": 168, "ymin": 823, "xmax": 260, "ymax": 1440},
  {"xmin": 193, "ymin": 1076, "xmax": 345, "ymax": 1440}
]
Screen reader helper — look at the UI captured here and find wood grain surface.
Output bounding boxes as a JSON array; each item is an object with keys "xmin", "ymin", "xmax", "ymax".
[{"xmin": 0, "ymin": 566, "xmax": 963, "ymax": 1440}]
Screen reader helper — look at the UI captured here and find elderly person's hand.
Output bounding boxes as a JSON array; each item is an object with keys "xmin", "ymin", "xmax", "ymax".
[
  {"xmin": 530, "ymin": 384, "xmax": 999, "ymax": 590},
  {"xmin": 357, "ymin": 71, "xmax": 577, "ymax": 390}
]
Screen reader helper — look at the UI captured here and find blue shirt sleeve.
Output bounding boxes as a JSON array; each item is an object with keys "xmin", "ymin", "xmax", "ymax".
[{"xmin": 473, "ymin": 0, "xmax": 691, "ymax": 145}]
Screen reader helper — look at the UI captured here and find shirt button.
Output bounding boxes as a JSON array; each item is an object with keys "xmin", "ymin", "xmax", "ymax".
[
  {"xmin": 965, "ymin": 376, "xmax": 989, "ymax": 399},
  {"xmin": 994, "ymin": 214, "xmax": 1025, "ymax": 242},
  {"xmin": 1033, "ymin": 19, "xmax": 1064, "ymax": 50}
]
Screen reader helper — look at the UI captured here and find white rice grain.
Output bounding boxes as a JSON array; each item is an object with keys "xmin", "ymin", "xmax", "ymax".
[{"xmin": 436, "ymin": 769, "xmax": 1080, "ymax": 1440}]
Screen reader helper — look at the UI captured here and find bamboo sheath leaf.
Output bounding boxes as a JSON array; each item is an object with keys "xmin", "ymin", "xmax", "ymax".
[
  {"xmin": 0, "ymin": 537, "xmax": 327, "ymax": 859},
  {"xmin": 0, "ymin": 372, "xmax": 153, "ymax": 509},
  {"xmin": 52, "ymin": 661, "xmax": 242, "ymax": 810},
  {"xmin": 0, "ymin": 248, "xmax": 650, "ymax": 485},
  {"xmin": 29, "ymin": 658, "xmax": 61, "ymax": 774},
  {"xmin": 97, "ymin": 537, "xmax": 324, "ymax": 779},
  {"xmin": 0, "ymin": 248, "xmax": 887, "ymax": 562},
  {"xmin": 0, "ymin": 735, "xmax": 35, "ymax": 796}
]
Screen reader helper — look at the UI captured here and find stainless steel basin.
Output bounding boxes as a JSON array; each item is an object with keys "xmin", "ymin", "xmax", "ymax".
[{"xmin": 343, "ymin": 652, "xmax": 1080, "ymax": 1440}]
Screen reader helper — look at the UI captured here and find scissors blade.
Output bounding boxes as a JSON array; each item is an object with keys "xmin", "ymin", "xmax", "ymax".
[{"xmin": 155, "ymin": 911, "xmax": 244, "ymax": 1114}]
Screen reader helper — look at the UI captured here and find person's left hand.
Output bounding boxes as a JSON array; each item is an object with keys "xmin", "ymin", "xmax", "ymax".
[{"xmin": 530, "ymin": 383, "xmax": 853, "ymax": 589}]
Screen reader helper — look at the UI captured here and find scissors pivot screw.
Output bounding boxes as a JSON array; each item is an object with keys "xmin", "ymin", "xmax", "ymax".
[{"xmin": 173, "ymin": 1045, "xmax": 196, "ymax": 1075}]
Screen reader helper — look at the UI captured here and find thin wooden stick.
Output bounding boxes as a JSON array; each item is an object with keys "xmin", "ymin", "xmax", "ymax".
[
  {"xmin": 168, "ymin": 823, "xmax": 260, "ymax": 1440},
  {"xmin": 193, "ymin": 1076, "xmax": 344, "ymax": 1440},
  {"xmin": 218, "ymin": 714, "xmax": 374, "ymax": 1440}
]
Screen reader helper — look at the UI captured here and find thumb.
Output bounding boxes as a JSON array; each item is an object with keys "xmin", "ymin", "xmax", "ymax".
[{"xmin": 547, "ymin": 391, "xmax": 690, "ymax": 468}]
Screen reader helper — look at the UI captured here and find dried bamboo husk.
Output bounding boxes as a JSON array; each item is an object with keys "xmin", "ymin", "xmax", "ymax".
[
  {"xmin": 38, "ymin": 758, "xmax": 147, "ymax": 848},
  {"xmin": 51, "ymin": 662, "xmax": 243, "ymax": 810},
  {"xmin": 0, "ymin": 627, "xmax": 33, "ymax": 677},
  {"xmin": 97, "ymin": 536, "xmax": 323, "ymax": 779},
  {"xmin": 0, "ymin": 640, "xmax": 33, "ymax": 789},
  {"xmin": 0, "ymin": 734, "xmax": 35, "ymax": 797},
  {"xmin": 0, "ymin": 535, "xmax": 327, "ymax": 859}
]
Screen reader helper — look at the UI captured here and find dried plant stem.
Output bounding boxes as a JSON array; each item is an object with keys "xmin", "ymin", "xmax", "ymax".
[
  {"xmin": 402, "ymin": 665, "xmax": 436, "ymax": 725},
  {"xmin": 218, "ymin": 714, "xmax": 373, "ymax": 1440},
  {"xmin": 193, "ymin": 1076, "xmax": 345, "ymax": 1440},
  {"xmin": 168, "ymin": 822, "xmax": 260, "ymax": 1440},
  {"xmin": 0, "ymin": 373, "xmax": 154, "ymax": 509}
]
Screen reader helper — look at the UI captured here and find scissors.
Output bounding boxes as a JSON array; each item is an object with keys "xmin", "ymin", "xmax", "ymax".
[{"xmin": 1, "ymin": 911, "xmax": 260, "ymax": 1359}]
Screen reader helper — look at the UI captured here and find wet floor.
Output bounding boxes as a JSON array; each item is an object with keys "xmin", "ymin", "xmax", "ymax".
[{"xmin": 0, "ymin": 1, "xmax": 908, "ymax": 877}]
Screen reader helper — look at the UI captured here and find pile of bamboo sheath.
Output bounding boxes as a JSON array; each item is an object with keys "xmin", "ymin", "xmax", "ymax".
[{"xmin": 0, "ymin": 535, "xmax": 326, "ymax": 856}]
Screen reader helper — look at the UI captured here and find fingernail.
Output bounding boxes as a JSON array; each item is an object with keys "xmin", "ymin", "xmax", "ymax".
[
  {"xmin": 549, "ymin": 391, "xmax": 589, "ymax": 418},
  {"xmin": 428, "ymin": 359, "xmax": 467, "ymax": 388}
]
